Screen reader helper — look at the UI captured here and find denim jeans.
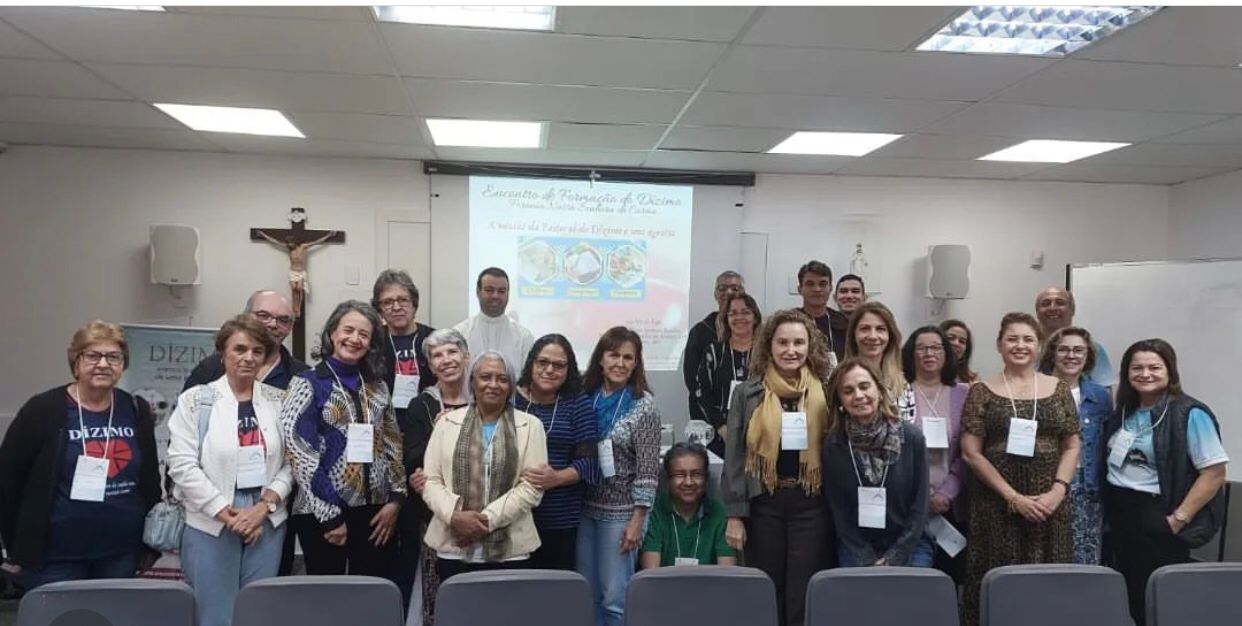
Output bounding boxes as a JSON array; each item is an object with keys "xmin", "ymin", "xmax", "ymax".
[
  {"xmin": 17, "ymin": 552, "xmax": 137, "ymax": 590},
  {"xmin": 576, "ymin": 517, "xmax": 635, "ymax": 626},
  {"xmin": 181, "ymin": 490, "xmax": 286, "ymax": 626}
]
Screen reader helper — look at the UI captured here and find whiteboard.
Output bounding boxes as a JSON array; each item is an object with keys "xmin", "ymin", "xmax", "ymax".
[{"xmin": 1070, "ymin": 258, "xmax": 1242, "ymax": 479}]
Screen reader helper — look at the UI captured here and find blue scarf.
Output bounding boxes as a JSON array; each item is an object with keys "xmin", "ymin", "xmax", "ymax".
[{"xmin": 592, "ymin": 386, "xmax": 633, "ymax": 438}]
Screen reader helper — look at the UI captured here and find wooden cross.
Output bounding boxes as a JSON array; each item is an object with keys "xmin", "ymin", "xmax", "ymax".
[{"xmin": 250, "ymin": 207, "xmax": 346, "ymax": 361}]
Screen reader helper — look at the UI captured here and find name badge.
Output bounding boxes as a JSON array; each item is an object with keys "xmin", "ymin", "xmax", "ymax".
[
  {"xmin": 858, "ymin": 486, "xmax": 887, "ymax": 529},
  {"xmin": 236, "ymin": 445, "xmax": 267, "ymax": 489},
  {"xmin": 347, "ymin": 423, "xmax": 375, "ymax": 464},
  {"xmin": 922, "ymin": 416, "xmax": 949, "ymax": 449},
  {"xmin": 781, "ymin": 412, "xmax": 808, "ymax": 451},
  {"xmin": 391, "ymin": 373, "xmax": 420, "ymax": 409},
  {"xmin": 927, "ymin": 514, "xmax": 967, "ymax": 557},
  {"xmin": 1006, "ymin": 418, "xmax": 1038, "ymax": 457},
  {"xmin": 598, "ymin": 439, "xmax": 616, "ymax": 478},
  {"xmin": 727, "ymin": 380, "xmax": 742, "ymax": 410},
  {"xmin": 1109, "ymin": 430, "xmax": 1137, "ymax": 468},
  {"xmin": 70, "ymin": 455, "xmax": 109, "ymax": 502},
  {"xmin": 674, "ymin": 557, "xmax": 700, "ymax": 566}
]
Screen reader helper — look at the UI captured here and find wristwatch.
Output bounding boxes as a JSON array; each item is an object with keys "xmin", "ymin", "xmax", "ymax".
[
  {"xmin": 264, "ymin": 499, "xmax": 278, "ymax": 514},
  {"xmin": 1172, "ymin": 509, "xmax": 1190, "ymax": 523}
]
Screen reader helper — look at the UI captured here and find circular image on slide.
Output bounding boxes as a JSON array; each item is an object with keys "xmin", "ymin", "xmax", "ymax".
[
  {"xmin": 563, "ymin": 242, "xmax": 604, "ymax": 286},
  {"xmin": 518, "ymin": 239, "xmax": 560, "ymax": 285},
  {"xmin": 607, "ymin": 244, "xmax": 646, "ymax": 288}
]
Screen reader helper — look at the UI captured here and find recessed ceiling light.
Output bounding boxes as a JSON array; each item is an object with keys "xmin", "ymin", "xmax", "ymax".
[
  {"xmin": 917, "ymin": 5, "xmax": 1162, "ymax": 57},
  {"xmin": 768, "ymin": 131, "xmax": 903, "ymax": 157},
  {"xmin": 426, "ymin": 119, "xmax": 545, "ymax": 148},
  {"xmin": 77, "ymin": 5, "xmax": 165, "ymax": 11},
  {"xmin": 978, "ymin": 139, "xmax": 1129, "ymax": 163},
  {"xmin": 154, "ymin": 103, "xmax": 304, "ymax": 138},
  {"xmin": 372, "ymin": 5, "xmax": 556, "ymax": 31}
]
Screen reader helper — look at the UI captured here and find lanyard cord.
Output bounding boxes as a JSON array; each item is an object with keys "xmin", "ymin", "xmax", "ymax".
[
  {"xmin": 521, "ymin": 394, "xmax": 559, "ymax": 433},
  {"xmin": 846, "ymin": 433, "xmax": 890, "ymax": 488},
  {"xmin": 326, "ymin": 361, "xmax": 368, "ymax": 424},
  {"xmin": 671, "ymin": 509, "xmax": 703, "ymax": 560},
  {"xmin": 914, "ymin": 383, "xmax": 945, "ymax": 418},
  {"xmin": 74, "ymin": 386, "xmax": 115, "ymax": 459},
  {"xmin": 1001, "ymin": 373, "xmax": 1038, "ymax": 422},
  {"xmin": 1122, "ymin": 394, "xmax": 1170, "ymax": 437}
]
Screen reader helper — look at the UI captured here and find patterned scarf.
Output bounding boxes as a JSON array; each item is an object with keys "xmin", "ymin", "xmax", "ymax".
[
  {"xmin": 451, "ymin": 405, "xmax": 519, "ymax": 561},
  {"xmin": 745, "ymin": 365, "xmax": 829, "ymax": 495},
  {"xmin": 845, "ymin": 415, "xmax": 903, "ymax": 485}
]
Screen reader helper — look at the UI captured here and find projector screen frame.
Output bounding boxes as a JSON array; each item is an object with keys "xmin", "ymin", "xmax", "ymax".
[{"xmin": 424, "ymin": 160, "xmax": 756, "ymax": 187}]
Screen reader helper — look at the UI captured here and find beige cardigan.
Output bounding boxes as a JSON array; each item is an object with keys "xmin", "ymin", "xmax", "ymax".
[{"xmin": 422, "ymin": 406, "xmax": 547, "ymax": 560}]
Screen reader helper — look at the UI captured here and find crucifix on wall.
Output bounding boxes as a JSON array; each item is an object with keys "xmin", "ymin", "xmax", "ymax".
[{"xmin": 250, "ymin": 207, "xmax": 345, "ymax": 360}]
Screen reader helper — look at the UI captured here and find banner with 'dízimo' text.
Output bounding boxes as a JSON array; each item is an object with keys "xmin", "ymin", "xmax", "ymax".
[{"xmin": 118, "ymin": 323, "xmax": 216, "ymax": 464}]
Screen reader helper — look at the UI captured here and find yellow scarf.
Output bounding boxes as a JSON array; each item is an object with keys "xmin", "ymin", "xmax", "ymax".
[{"xmin": 746, "ymin": 365, "xmax": 829, "ymax": 495}]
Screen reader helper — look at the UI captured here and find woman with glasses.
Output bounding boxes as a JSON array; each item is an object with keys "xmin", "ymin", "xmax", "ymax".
[
  {"xmin": 1040, "ymin": 327, "xmax": 1112, "ymax": 565},
  {"xmin": 515, "ymin": 334, "xmax": 601, "ymax": 570},
  {"xmin": 694, "ymin": 294, "xmax": 761, "ymax": 459},
  {"xmin": 640, "ymin": 442, "xmax": 736, "ymax": 568},
  {"xmin": 0, "ymin": 321, "xmax": 161, "ymax": 588}
]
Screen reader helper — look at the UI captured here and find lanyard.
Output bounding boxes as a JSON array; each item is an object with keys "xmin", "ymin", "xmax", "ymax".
[
  {"xmin": 521, "ymin": 394, "xmax": 559, "ymax": 434},
  {"xmin": 914, "ymin": 383, "xmax": 945, "ymax": 418},
  {"xmin": 388, "ymin": 333, "xmax": 419, "ymax": 373},
  {"xmin": 594, "ymin": 387, "xmax": 629, "ymax": 437},
  {"xmin": 74, "ymin": 386, "xmax": 115, "ymax": 459},
  {"xmin": 1122, "ymin": 395, "xmax": 1170, "ymax": 438},
  {"xmin": 671, "ymin": 510, "xmax": 702, "ymax": 560},
  {"xmin": 1001, "ymin": 373, "xmax": 1038, "ymax": 421},
  {"xmin": 846, "ymin": 434, "xmax": 890, "ymax": 488},
  {"xmin": 326, "ymin": 361, "xmax": 369, "ymax": 424}
]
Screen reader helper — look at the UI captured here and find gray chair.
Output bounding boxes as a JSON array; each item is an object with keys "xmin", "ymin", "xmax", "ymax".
[
  {"xmin": 16, "ymin": 578, "xmax": 195, "ymax": 626},
  {"xmin": 232, "ymin": 575, "xmax": 403, "ymax": 626},
  {"xmin": 625, "ymin": 566, "xmax": 777, "ymax": 626},
  {"xmin": 981, "ymin": 564, "xmax": 1132, "ymax": 626},
  {"xmin": 433, "ymin": 569, "xmax": 591, "ymax": 626},
  {"xmin": 1147, "ymin": 562, "xmax": 1242, "ymax": 626},
  {"xmin": 806, "ymin": 567, "xmax": 958, "ymax": 626}
]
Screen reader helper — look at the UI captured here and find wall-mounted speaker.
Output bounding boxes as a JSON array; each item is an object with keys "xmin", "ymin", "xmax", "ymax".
[
  {"xmin": 150, "ymin": 225, "xmax": 201, "ymax": 285},
  {"xmin": 927, "ymin": 244, "xmax": 970, "ymax": 299}
]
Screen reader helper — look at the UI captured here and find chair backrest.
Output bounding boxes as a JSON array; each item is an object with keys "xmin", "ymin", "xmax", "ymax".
[
  {"xmin": 232, "ymin": 575, "xmax": 403, "ymax": 626},
  {"xmin": 625, "ymin": 566, "xmax": 777, "ymax": 626},
  {"xmin": 981, "ymin": 564, "xmax": 1131, "ymax": 626},
  {"xmin": 806, "ymin": 567, "xmax": 958, "ymax": 626},
  {"xmin": 1147, "ymin": 562, "xmax": 1242, "ymax": 626},
  {"xmin": 433, "ymin": 569, "xmax": 591, "ymax": 626},
  {"xmin": 16, "ymin": 578, "xmax": 195, "ymax": 626}
]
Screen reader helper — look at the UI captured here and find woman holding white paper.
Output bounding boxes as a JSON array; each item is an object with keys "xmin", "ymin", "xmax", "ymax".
[
  {"xmin": 900, "ymin": 326, "xmax": 970, "ymax": 572},
  {"xmin": 169, "ymin": 315, "xmax": 291, "ymax": 626},
  {"xmin": 959, "ymin": 312, "xmax": 1080, "ymax": 626},
  {"xmin": 822, "ymin": 358, "xmax": 928, "ymax": 567}
]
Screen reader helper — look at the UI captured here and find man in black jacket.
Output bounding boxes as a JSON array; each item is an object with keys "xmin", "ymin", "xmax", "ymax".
[{"xmin": 682, "ymin": 271, "xmax": 744, "ymax": 420}]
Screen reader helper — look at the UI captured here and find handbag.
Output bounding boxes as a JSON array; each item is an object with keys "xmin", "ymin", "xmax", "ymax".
[{"xmin": 142, "ymin": 387, "xmax": 215, "ymax": 552}]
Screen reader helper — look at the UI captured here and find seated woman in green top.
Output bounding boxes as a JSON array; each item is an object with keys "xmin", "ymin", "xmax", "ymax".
[{"xmin": 640, "ymin": 443, "xmax": 737, "ymax": 568}]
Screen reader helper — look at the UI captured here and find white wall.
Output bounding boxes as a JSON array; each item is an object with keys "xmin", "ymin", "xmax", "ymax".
[
  {"xmin": 0, "ymin": 145, "xmax": 429, "ymax": 418},
  {"xmin": 1168, "ymin": 169, "xmax": 1242, "ymax": 259},
  {"xmin": 744, "ymin": 174, "xmax": 1170, "ymax": 375}
]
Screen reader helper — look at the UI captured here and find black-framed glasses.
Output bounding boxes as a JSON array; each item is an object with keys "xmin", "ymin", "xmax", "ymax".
[
  {"xmin": 534, "ymin": 358, "xmax": 569, "ymax": 372},
  {"xmin": 81, "ymin": 351, "xmax": 124, "ymax": 366},
  {"xmin": 379, "ymin": 296, "xmax": 413, "ymax": 310},
  {"xmin": 253, "ymin": 311, "xmax": 294, "ymax": 327}
]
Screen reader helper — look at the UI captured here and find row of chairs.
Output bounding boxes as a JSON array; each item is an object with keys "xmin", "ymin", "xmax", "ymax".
[{"xmin": 17, "ymin": 563, "xmax": 1242, "ymax": 626}]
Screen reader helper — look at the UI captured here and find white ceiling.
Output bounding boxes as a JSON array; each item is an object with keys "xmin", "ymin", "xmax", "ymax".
[{"xmin": 3, "ymin": 5, "xmax": 1242, "ymax": 184}]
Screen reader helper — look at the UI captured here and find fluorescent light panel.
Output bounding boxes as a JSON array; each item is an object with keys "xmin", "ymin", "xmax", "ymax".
[
  {"xmin": 372, "ymin": 5, "xmax": 556, "ymax": 31},
  {"xmin": 917, "ymin": 5, "xmax": 1162, "ymax": 57},
  {"xmin": 979, "ymin": 139, "xmax": 1129, "ymax": 163},
  {"xmin": 77, "ymin": 5, "xmax": 165, "ymax": 11},
  {"xmin": 426, "ymin": 119, "xmax": 545, "ymax": 148},
  {"xmin": 154, "ymin": 103, "xmax": 304, "ymax": 138},
  {"xmin": 768, "ymin": 131, "xmax": 903, "ymax": 157}
]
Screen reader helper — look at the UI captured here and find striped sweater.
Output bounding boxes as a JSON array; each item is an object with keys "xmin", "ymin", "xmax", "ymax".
[
  {"xmin": 515, "ymin": 393, "xmax": 602, "ymax": 531},
  {"xmin": 583, "ymin": 391, "xmax": 661, "ymax": 523}
]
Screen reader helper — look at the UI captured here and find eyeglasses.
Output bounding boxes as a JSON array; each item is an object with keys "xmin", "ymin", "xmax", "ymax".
[
  {"xmin": 81, "ymin": 351, "xmax": 124, "ymax": 366},
  {"xmin": 1055, "ymin": 346, "xmax": 1088, "ymax": 357},
  {"xmin": 914, "ymin": 345, "xmax": 945, "ymax": 355},
  {"xmin": 379, "ymin": 296, "xmax": 413, "ymax": 310},
  {"xmin": 534, "ymin": 358, "xmax": 569, "ymax": 372},
  {"xmin": 669, "ymin": 471, "xmax": 707, "ymax": 483},
  {"xmin": 253, "ymin": 311, "xmax": 294, "ymax": 327}
]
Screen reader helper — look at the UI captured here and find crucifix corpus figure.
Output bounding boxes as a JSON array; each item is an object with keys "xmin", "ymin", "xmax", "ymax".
[{"xmin": 250, "ymin": 207, "xmax": 345, "ymax": 319}]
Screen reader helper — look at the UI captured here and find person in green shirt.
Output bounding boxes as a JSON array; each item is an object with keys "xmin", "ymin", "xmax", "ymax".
[{"xmin": 640, "ymin": 443, "xmax": 737, "ymax": 568}]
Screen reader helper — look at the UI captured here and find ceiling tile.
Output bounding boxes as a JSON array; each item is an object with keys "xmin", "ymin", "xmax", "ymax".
[
  {"xmin": 0, "ymin": 96, "xmax": 178, "ymax": 128},
  {"xmin": 3, "ymin": 9, "xmax": 393, "ymax": 74},
  {"xmin": 546, "ymin": 123, "xmax": 665, "ymax": 150},
  {"xmin": 1077, "ymin": 143, "xmax": 1242, "ymax": 169},
  {"xmin": 209, "ymin": 135, "xmax": 432, "ymax": 159},
  {"xmin": 0, "ymin": 18, "xmax": 59, "ymax": 59},
  {"xmin": 406, "ymin": 79, "xmax": 688, "ymax": 124},
  {"xmin": 707, "ymin": 46, "xmax": 1052, "ymax": 100},
  {"xmin": 643, "ymin": 150, "xmax": 852, "ymax": 174},
  {"xmin": 0, "ymin": 58, "xmax": 131, "ymax": 99},
  {"xmin": 88, "ymin": 63, "xmax": 410, "ymax": 115},
  {"xmin": 867, "ymin": 134, "xmax": 1019, "ymax": 160},
  {"xmin": 996, "ymin": 60, "xmax": 1242, "ymax": 114},
  {"xmin": 381, "ymin": 24, "xmax": 726, "ymax": 89},
  {"xmin": 742, "ymin": 7, "xmax": 960, "ymax": 51},
  {"xmin": 557, "ymin": 6, "xmax": 754, "ymax": 42},
  {"xmin": 683, "ymin": 92, "xmax": 967, "ymax": 132},
  {"xmin": 1154, "ymin": 116, "xmax": 1242, "ymax": 145},
  {"xmin": 434, "ymin": 147, "xmax": 649, "ymax": 168},
  {"xmin": 1079, "ymin": 7, "xmax": 1242, "ymax": 68},
  {"xmin": 1022, "ymin": 163, "xmax": 1233, "ymax": 185},
  {"xmin": 834, "ymin": 157, "xmax": 1049, "ymax": 180},
  {"xmin": 285, "ymin": 112, "xmax": 425, "ymax": 146},
  {"xmin": 660, "ymin": 126, "xmax": 790, "ymax": 152},
  {"xmin": 922, "ymin": 103, "xmax": 1228, "ymax": 142},
  {"xmin": 0, "ymin": 121, "xmax": 220, "ymax": 151},
  {"xmin": 173, "ymin": 7, "xmax": 369, "ymax": 20}
]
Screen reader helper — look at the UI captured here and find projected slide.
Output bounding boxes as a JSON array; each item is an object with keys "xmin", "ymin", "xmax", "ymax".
[{"xmin": 469, "ymin": 176, "xmax": 693, "ymax": 371}]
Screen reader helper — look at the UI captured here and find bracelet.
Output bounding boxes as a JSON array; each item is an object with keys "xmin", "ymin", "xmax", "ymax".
[{"xmin": 1052, "ymin": 478, "xmax": 1071, "ymax": 493}]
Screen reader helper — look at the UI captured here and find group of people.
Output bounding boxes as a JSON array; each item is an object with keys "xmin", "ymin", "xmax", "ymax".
[{"xmin": 0, "ymin": 261, "xmax": 1227, "ymax": 626}]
